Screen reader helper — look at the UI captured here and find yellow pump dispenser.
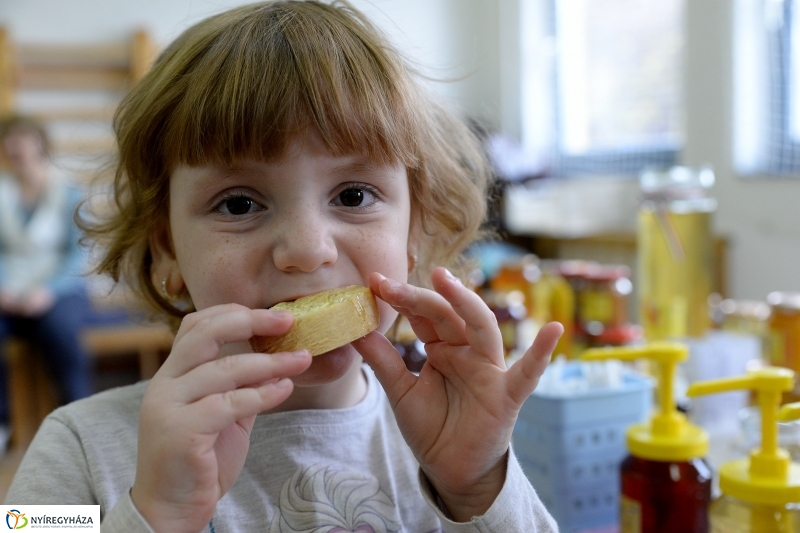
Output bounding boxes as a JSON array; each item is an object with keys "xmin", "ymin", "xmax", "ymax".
[
  {"xmin": 687, "ymin": 367, "xmax": 800, "ymax": 533},
  {"xmin": 583, "ymin": 342, "xmax": 708, "ymax": 461},
  {"xmin": 582, "ymin": 342, "xmax": 713, "ymax": 533}
]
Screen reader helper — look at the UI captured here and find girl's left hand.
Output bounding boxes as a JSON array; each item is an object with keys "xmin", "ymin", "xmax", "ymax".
[{"xmin": 354, "ymin": 267, "xmax": 563, "ymax": 523}]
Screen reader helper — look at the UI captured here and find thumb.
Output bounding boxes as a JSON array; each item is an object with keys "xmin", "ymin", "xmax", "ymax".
[{"xmin": 352, "ymin": 331, "xmax": 416, "ymax": 408}]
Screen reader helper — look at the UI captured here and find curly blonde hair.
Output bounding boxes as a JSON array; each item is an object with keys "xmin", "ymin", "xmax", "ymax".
[{"xmin": 81, "ymin": 0, "xmax": 493, "ymax": 325}]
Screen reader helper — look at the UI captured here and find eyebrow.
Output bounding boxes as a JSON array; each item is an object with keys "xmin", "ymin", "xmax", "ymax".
[
  {"xmin": 328, "ymin": 158, "xmax": 398, "ymax": 179},
  {"xmin": 190, "ymin": 164, "xmax": 259, "ymax": 186}
]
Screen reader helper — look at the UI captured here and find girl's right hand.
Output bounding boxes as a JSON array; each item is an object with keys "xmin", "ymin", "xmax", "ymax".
[{"xmin": 130, "ymin": 304, "xmax": 312, "ymax": 533}]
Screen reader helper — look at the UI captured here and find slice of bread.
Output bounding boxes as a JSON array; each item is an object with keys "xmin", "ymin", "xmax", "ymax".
[{"xmin": 250, "ymin": 285, "xmax": 379, "ymax": 356}]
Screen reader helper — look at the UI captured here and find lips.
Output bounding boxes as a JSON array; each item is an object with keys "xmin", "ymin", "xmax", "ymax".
[{"xmin": 266, "ymin": 287, "xmax": 347, "ymax": 309}]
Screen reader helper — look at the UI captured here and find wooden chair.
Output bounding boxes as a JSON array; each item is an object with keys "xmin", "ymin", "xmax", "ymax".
[
  {"xmin": 4, "ymin": 322, "xmax": 174, "ymax": 450},
  {"xmin": 0, "ymin": 26, "xmax": 157, "ymax": 181}
]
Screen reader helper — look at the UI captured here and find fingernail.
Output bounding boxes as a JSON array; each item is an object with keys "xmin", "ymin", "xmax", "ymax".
[
  {"xmin": 290, "ymin": 349, "xmax": 309, "ymax": 358},
  {"xmin": 272, "ymin": 310, "xmax": 292, "ymax": 319},
  {"xmin": 385, "ymin": 278, "xmax": 403, "ymax": 291},
  {"xmin": 444, "ymin": 269, "xmax": 461, "ymax": 283}
]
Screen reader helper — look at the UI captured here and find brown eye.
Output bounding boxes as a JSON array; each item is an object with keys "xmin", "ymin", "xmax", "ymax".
[
  {"xmin": 216, "ymin": 194, "xmax": 264, "ymax": 217},
  {"xmin": 225, "ymin": 197, "xmax": 254, "ymax": 215},
  {"xmin": 338, "ymin": 188, "xmax": 364, "ymax": 207}
]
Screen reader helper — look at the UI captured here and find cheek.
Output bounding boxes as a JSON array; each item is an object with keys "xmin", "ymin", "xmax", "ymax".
[
  {"xmin": 177, "ymin": 235, "xmax": 262, "ymax": 309},
  {"xmin": 354, "ymin": 222, "xmax": 410, "ymax": 278},
  {"xmin": 376, "ymin": 300, "xmax": 399, "ymax": 335},
  {"xmin": 347, "ymin": 225, "xmax": 409, "ymax": 335}
]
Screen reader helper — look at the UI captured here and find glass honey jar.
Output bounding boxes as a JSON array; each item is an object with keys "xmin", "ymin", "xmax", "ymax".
[
  {"xmin": 638, "ymin": 166, "xmax": 716, "ymax": 341},
  {"xmin": 578, "ymin": 264, "xmax": 633, "ymax": 333},
  {"xmin": 584, "ymin": 343, "xmax": 712, "ymax": 533},
  {"xmin": 767, "ymin": 292, "xmax": 800, "ymax": 371}
]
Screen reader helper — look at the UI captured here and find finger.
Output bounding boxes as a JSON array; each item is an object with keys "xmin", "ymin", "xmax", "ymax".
[
  {"xmin": 352, "ymin": 330, "xmax": 416, "ymax": 410},
  {"xmin": 370, "ymin": 272, "xmax": 467, "ymax": 345},
  {"xmin": 191, "ymin": 378, "xmax": 296, "ymax": 434},
  {"xmin": 175, "ymin": 350, "xmax": 312, "ymax": 403},
  {"xmin": 160, "ymin": 308, "xmax": 294, "ymax": 378},
  {"xmin": 430, "ymin": 267, "xmax": 504, "ymax": 362},
  {"xmin": 174, "ymin": 303, "xmax": 291, "ymax": 343},
  {"xmin": 369, "ymin": 273, "xmax": 440, "ymax": 342},
  {"xmin": 507, "ymin": 321, "xmax": 564, "ymax": 405},
  {"xmin": 173, "ymin": 303, "xmax": 250, "ymax": 343}
]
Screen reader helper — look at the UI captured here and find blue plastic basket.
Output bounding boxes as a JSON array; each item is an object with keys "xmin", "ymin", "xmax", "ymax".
[{"xmin": 513, "ymin": 362, "xmax": 653, "ymax": 533}]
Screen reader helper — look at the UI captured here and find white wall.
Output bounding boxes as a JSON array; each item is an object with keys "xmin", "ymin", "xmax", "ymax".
[
  {"xmin": 0, "ymin": 0, "xmax": 500, "ymax": 124},
  {"xmin": 683, "ymin": 0, "xmax": 800, "ymax": 300},
  {"xmin": 3, "ymin": 0, "xmax": 796, "ymax": 301}
]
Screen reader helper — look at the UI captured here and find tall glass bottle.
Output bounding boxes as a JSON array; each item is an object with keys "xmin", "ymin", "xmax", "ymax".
[{"xmin": 638, "ymin": 166, "xmax": 716, "ymax": 341}]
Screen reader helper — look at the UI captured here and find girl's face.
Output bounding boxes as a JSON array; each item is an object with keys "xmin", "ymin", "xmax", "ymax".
[{"xmin": 156, "ymin": 129, "xmax": 413, "ymax": 386}]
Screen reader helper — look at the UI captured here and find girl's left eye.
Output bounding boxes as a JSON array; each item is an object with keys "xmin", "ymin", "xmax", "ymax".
[
  {"xmin": 333, "ymin": 186, "xmax": 378, "ymax": 208},
  {"xmin": 215, "ymin": 194, "xmax": 264, "ymax": 216}
]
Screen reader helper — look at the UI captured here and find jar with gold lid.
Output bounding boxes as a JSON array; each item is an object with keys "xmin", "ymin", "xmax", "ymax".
[
  {"xmin": 638, "ymin": 166, "xmax": 716, "ymax": 341},
  {"xmin": 767, "ymin": 292, "xmax": 800, "ymax": 374}
]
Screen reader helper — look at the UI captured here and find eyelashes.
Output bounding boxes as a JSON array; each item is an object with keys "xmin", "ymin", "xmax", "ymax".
[
  {"xmin": 331, "ymin": 183, "xmax": 381, "ymax": 209},
  {"xmin": 214, "ymin": 191, "xmax": 265, "ymax": 217},
  {"xmin": 212, "ymin": 182, "xmax": 383, "ymax": 218}
]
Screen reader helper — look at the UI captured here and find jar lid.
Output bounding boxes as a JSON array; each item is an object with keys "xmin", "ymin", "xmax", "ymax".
[
  {"xmin": 588, "ymin": 324, "xmax": 642, "ymax": 345},
  {"xmin": 688, "ymin": 368, "xmax": 800, "ymax": 505},
  {"xmin": 719, "ymin": 299, "xmax": 771, "ymax": 321},
  {"xmin": 584, "ymin": 264, "xmax": 631, "ymax": 282},
  {"xmin": 558, "ymin": 260, "xmax": 600, "ymax": 279},
  {"xmin": 583, "ymin": 343, "xmax": 709, "ymax": 461},
  {"xmin": 767, "ymin": 292, "xmax": 800, "ymax": 311},
  {"xmin": 640, "ymin": 165, "xmax": 715, "ymax": 194}
]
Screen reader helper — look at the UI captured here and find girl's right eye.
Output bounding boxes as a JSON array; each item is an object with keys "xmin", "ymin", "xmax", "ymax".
[{"xmin": 215, "ymin": 193, "xmax": 265, "ymax": 217}]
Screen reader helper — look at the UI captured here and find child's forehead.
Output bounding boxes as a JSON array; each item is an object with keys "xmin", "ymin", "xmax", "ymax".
[
  {"xmin": 153, "ymin": 3, "xmax": 423, "ymax": 177},
  {"xmin": 178, "ymin": 155, "xmax": 406, "ymax": 183},
  {"xmin": 173, "ymin": 127, "xmax": 406, "ymax": 175}
]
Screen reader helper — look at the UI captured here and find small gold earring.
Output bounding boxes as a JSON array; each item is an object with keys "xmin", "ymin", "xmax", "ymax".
[
  {"xmin": 161, "ymin": 278, "xmax": 174, "ymax": 300},
  {"xmin": 408, "ymin": 254, "xmax": 418, "ymax": 273}
]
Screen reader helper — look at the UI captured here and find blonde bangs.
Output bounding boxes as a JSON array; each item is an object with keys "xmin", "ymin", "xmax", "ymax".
[{"xmin": 159, "ymin": 1, "xmax": 420, "ymax": 168}]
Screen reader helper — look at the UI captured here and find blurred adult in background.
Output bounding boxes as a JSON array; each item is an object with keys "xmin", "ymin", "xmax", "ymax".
[{"xmin": 0, "ymin": 115, "xmax": 93, "ymax": 437}]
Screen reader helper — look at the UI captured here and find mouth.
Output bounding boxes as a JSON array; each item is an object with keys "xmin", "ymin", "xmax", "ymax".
[
  {"xmin": 264, "ymin": 292, "xmax": 312, "ymax": 309},
  {"xmin": 266, "ymin": 285, "xmax": 364, "ymax": 310},
  {"xmin": 250, "ymin": 285, "xmax": 378, "ymax": 357}
]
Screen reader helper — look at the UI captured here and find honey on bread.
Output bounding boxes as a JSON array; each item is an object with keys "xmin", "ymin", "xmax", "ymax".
[{"xmin": 249, "ymin": 285, "xmax": 379, "ymax": 356}]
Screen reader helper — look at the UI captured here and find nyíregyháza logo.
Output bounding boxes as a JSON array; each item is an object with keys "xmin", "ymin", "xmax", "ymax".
[{"xmin": 6, "ymin": 510, "xmax": 27, "ymax": 530}]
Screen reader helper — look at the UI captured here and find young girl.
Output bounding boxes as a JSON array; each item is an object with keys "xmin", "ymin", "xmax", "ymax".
[{"xmin": 5, "ymin": 1, "xmax": 563, "ymax": 531}]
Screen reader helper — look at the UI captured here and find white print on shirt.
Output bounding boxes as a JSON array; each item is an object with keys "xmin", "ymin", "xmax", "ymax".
[{"xmin": 267, "ymin": 463, "xmax": 403, "ymax": 533}]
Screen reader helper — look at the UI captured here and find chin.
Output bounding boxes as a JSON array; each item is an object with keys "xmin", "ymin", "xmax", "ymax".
[{"xmin": 290, "ymin": 344, "xmax": 363, "ymax": 387}]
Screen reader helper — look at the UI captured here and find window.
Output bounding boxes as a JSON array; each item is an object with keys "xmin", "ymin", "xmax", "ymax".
[
  {"xmin": 734, "ymin": 0, "xmax": 800, "ymax": 175},
  {"xmin": 521, "ymin": 0, "xmax": 684, "ymax": 175}
]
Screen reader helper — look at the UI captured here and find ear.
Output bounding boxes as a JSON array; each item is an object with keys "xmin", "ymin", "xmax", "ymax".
[{"xmin": 149, "ymin": 222, "xmax": 184, "ymax": 298}]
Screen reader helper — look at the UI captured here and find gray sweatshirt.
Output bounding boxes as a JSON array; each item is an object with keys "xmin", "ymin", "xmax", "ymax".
[{"xmin": 6, "ymin": 367, "xmax": 558, "ymax": 532}]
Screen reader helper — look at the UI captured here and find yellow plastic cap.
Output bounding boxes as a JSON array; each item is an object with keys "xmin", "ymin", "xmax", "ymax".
[
  {"xmin": 687, "ymin": 367, "xmax": 800, "ymax": 505},
  {"xmin": 581, "ymin": 342, "xmax": 708, "ymax": 461}
]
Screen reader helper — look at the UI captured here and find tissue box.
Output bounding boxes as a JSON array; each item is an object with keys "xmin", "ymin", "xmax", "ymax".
[{"xmin": 513, "ymin": 362, "xmax": 653, "ymax": 533}]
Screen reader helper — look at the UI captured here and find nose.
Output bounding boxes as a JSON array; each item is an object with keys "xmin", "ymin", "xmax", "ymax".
[{"xmin": 272, "ymin": 208, "xmax": 338, "ymax": 273}]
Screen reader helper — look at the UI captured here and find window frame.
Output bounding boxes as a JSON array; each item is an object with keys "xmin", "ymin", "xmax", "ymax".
[
  {"xmin": 519, "ymin": 0, "xmax": 682, "ymax": 177},
  {"xmin": 764, "ymin": 0, "xmax": 800, "ymax": 173}
]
